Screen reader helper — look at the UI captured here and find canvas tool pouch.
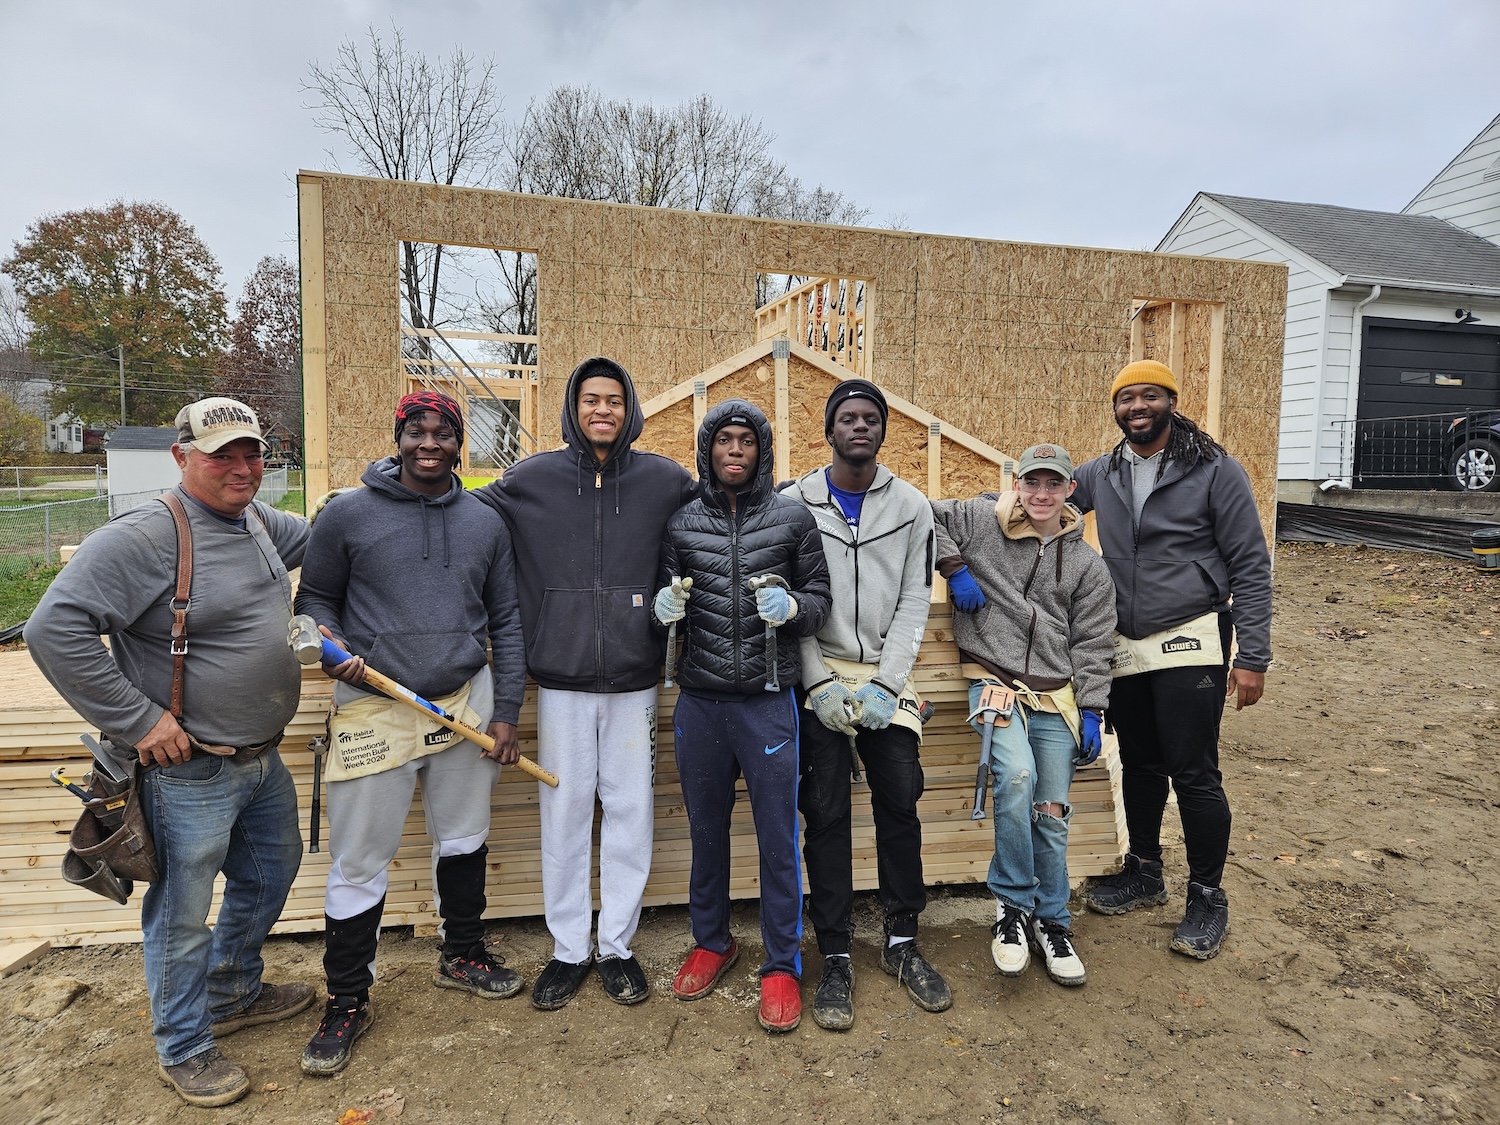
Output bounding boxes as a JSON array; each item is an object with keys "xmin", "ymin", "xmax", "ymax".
[
  {"xmin": 326, "ymin": 683, "xmax": 481, "ymax": 783},
  {"xmin": 811, "ymin": 657, "xmax": 927, "ymax": 740},
  {"xmin": 1109, "ymin": 611, "xmax": 1223, "ymax": 678},
  {"xmin": 61, "ymin": 762, "xmax": 159, "ymax": 903}
]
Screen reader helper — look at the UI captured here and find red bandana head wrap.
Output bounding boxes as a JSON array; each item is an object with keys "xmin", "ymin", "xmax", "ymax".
[{"xmin": 393, "ymin": 390, "xmax": 465, "ymax": 445}]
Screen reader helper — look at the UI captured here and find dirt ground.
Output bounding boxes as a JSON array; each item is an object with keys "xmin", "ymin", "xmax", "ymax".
[{"xmin": 3, "ymin": 542, "xmax": 1498, "ymax": 1125}]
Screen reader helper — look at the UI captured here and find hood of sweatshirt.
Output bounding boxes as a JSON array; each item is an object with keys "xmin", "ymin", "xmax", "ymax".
[
  {"xmin": 361, "ymin": 455, "xmax": 465, "ymax": 565},
  {"xmin": 559, "ymin": 356, "xmax": 645, "ymax": 468},
  {"xmin": 995, "ymin": 490, "xmax": 1084, "ymax": 542},
  {"xmin": 697, "ymin": 398, "xmax": 774, "ymax": 512}
]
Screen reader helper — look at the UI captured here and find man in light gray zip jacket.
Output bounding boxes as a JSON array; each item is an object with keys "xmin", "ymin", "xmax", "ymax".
[{"xmin": 781, "ymin": 379, "xmax": 950, "ymax": 1031}]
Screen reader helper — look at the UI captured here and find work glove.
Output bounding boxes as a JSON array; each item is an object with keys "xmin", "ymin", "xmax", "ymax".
[
  {"xmin": 809, "ymin": 681, "xmax": 858, "ymax": 736},
  {"xmin": 754, "ymin": 585, "xmax": 797, "ymax": 626},
  {"xmin": 308, "ymin": 486, "xmax": 359, "ymax": 524},
  {"xmin": 947, "ymin": 566, "xmax": 986, "ymax": 613},
  {"xmin": 1077, "ymin": 710, "xmax": 1103, "ymax": 765},
  {"xmin": 854, "ymin": 682, "xmax": 899, "ymax": 730},
  {"xmin": 653, "ymin": 583, "xmax": 689, "ymax": 624}
]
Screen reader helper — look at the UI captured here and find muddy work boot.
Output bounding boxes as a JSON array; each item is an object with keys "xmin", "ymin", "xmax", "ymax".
[
  {"xmin": 672, "ymin": 938, "xmax": 740, "ymax": 1001},
  {"xmin": 1170, "ymin": 882, "xmax": 1230, "ymax": 960},
  {"xmin": 210, "ymin": 981, "xmax": 315, "ymax": 1038},
  {"xmin": 880, "ymin": 940, "xmax": 952, "ymax": 1013},
  {"xmin": 300, "ymin": 995, "xmax": 374, "ymax": 1077},
  {"xmin": 811, "ymin": 956, "xmax": 854, "ymax": 1031},
  {"xmin": 158, "ymin": 1046, "xmax": 249, "ymax": 1108},
  {"xmin": 1083, "ymin": 853, "xmax": 1168, "ymax": 915},
  {"xmin": 435, "ymin": 944, "xmax": 524, "ymax": 999}
]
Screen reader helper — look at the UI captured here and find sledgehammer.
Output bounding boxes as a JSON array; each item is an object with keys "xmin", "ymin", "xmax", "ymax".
[{"xmin": 287, "ymin": 615, "xmax": 558, "ymax": 788}]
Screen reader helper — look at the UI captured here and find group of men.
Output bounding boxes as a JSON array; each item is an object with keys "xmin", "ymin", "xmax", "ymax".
[{"xmin": 25, "ymin": 354, "xmax": 1270, "ymax": 1108}]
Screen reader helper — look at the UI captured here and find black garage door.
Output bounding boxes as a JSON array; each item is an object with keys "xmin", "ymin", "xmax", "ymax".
[{"xmin": 1353, "ymin": 317, "xmax": 1500, "ymax": 486}]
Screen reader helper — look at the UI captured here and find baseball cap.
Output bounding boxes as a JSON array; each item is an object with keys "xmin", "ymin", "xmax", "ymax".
[
  {"xmin": 175, "ymin": 397, "xmax": 267, "ymax": 453},
  {"xmin": 1015, "ymin": 442, "xmax": 1074, "ymax": 482}
]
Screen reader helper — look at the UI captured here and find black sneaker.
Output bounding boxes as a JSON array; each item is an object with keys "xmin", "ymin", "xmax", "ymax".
[
  {"xmin": 1083, "ymin": 854, "xmax": 1168, "ymax": 915},
  {"xmin": 597, "ymin": 955, "xmax": 650, "ymax": 1005},
  {"xmin": 532, "ymin": 957, "xmax": 594, "ymax": 1010},
  {"xmin": 435, "ymin": 946, "xmax": 524, "ymax": 999},
  {"xmin": 300, "ymin": 996, "xmax": 374, "ymax": 1077},
  {"xmin": 879, "ymin": 941, "xmax": 952, "ymax": 1013},
  {"xmin": 811, "ymin": 956, "xmax": 854, "ymax": 1031},
  {"xmin": 158, "ymin": 1047, "xmax": 249, "ymax": 1107},
  {"xmin": 1170, "ymin": 882, "xmax": 1230, "ymax": 960}
]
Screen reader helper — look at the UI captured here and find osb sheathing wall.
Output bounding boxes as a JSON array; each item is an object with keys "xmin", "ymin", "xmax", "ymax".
[{"xmin": 299, "ymin": 171, "xmax": 1287, "ymax": 522}]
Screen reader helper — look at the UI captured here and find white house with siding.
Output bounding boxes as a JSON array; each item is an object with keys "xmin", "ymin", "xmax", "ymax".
[{"xmin": 1157, "ymin": 113, "xmax": 1500, "ymax": 493}]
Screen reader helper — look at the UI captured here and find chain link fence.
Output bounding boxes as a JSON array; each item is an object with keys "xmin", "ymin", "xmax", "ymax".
[{"xmin": 0, "ymin": 469, "xmax": 288, "ymax": 580}]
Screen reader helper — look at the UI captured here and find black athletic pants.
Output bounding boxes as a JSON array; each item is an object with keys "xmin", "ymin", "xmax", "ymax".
[
  {"xmin": 797, "ymin": 696, "xmax": 927, "ymax": 954},
  {"xmin": 1106, "ymin": 614, "xmax": 1233, "ymax": 888}
]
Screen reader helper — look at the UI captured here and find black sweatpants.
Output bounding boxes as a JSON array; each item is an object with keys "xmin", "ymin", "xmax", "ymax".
[
  {"xmin": 1106, "ymin": 614, "xmax": 1233, "ymax": 888},
  {"xmin": 797, "ymin": 698, "xmax": 927, "ymax": 955}
]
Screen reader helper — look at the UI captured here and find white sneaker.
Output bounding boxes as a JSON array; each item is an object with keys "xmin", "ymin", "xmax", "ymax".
[
  {"xmin": 1029, "ymin": 915, "xmax": 1086, "ymax": 987},
  {"xmin": 989, "ymin": 904, "xmax": 1031, "ymax": 977}
]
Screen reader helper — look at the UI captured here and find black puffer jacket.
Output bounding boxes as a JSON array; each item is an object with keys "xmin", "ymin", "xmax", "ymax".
[{"xmin": 657, "ymin": 399, "xmax": 832, "ymax": 696}]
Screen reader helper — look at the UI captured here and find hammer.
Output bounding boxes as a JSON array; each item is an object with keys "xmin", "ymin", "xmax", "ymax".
[
  {"xmin": 663, "ymin": 575, "xmax": 692, "ymax": 689},
  {"xmin": 747, "ymin": 574, "xmax": 790, "ymax": 692},
  {"xmin": 287, "ymin": 615, "xmax": 559, "ymax": 788}
]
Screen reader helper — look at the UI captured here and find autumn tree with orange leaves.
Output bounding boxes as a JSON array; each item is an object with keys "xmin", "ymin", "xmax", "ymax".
[{"xmin": 2, "ymin": 201, "xmax": 228, "ymax": 426}]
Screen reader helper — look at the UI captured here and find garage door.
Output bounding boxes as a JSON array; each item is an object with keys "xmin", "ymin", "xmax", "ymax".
[{"xmin": 1358, "ymin": 318, "xmax": 1500, "ymax": 420}]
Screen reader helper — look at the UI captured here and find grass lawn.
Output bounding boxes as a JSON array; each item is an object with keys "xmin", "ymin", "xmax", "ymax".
[{"xmin": 0, "ymin": 562, "xmax": 62, "ymax": 634}]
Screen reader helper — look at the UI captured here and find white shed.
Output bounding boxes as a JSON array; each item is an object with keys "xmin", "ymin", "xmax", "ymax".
[
  {"xmin": 105, "ymin": 427, "xmax": 178, "ymax": 516},
  {"xmin": 1157, "ymin": 114, "xmax": 1500, "ymax": 495}
]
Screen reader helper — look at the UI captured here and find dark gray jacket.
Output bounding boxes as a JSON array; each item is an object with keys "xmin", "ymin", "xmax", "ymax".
[
  {"xmin": 474, "ymin": 357, "xmax": 696, "ymax": 693},
  {"xmin": 1071, "ymin": 447, "xmax": 1272, "ymax": 673},
  {"xmin": 295, "ymin": 458, "xmax": 526, "ymax": 724}
]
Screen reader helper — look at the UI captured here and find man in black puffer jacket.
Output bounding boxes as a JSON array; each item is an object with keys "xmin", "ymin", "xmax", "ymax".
[{"xmin": 652, "ymin": 399, "xmax": 831, "ymax": 1034}]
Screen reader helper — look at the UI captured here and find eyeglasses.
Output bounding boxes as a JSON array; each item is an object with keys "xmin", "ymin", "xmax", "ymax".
[{"xmin": 1017, "ymin": 476, "xmax": 1068, "ymax": 493}]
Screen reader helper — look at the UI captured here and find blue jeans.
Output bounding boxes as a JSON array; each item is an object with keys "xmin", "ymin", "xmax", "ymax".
[
  {"xmin": 969, "ymin": 683, "xmax": 1077, "ymax": 926},
  {"xmin": 140, "ymin": 749, "xmax": 302, "ymax": 1066}
]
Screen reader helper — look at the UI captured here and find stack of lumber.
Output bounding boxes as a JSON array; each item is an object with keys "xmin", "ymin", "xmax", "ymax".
[{"xmin": 0, "ymin": 603, "xmax": 1124, "ymax": 946}]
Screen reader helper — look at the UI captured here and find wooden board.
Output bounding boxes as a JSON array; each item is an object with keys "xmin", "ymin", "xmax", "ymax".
[{"xmin": 0, "ymin": 607, "xmax": 1125, "ymax": 946}]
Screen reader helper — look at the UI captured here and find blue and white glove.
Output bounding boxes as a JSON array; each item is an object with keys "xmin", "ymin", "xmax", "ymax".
[
  {"xmin": 1077, "ymin": 710, "xmax": 1103, "ymax": 765},
  {"xmin": 854, "ymin": 682, "xmax": 899, "ymax": 729},
  {"xmin": 809, "ymin": 681, "xmax": 858, "ymax": 735},
  {"xmin": 754, "ymin": 585, "xmax": 797, "ymax": 626},
  {"xmin": 947, "ymin": 566, "xmax": 986, "ymax": 613},
  {"xmin": 653, "ymin": 583, "xmax": 688, "ymax": 624}
]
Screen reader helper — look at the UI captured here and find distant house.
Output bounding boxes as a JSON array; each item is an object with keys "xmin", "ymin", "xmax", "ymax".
[
  {"xmin": 44, "ymin": 414, "xmax": 84, "ymax": 454},
  {"xmin": 104, "ymin": 427, "xmax": 178, "ymax": 516},
  {"xmin": 1158, "ymin": 113, "xmax": 1500, "ymax": 494}
]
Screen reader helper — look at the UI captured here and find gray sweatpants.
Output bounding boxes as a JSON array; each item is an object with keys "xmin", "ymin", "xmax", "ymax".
[
  {"xmin": 537, "ymin": 686, "xmax": 657, "ymax": 963},
  {"xmin": 324, "ymin": 668, "xmax": 497, "ymax": 922}
]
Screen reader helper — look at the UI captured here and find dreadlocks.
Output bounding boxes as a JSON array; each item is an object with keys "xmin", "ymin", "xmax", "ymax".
[{"xmin": 1108, "ymin": 412, "xmax": 1225, "ymax": 473}]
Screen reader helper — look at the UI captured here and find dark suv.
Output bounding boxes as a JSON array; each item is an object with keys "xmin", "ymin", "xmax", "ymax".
[{"xmin": 1447, "ymin": 411, "xmax": 1500, "ymax": 492}]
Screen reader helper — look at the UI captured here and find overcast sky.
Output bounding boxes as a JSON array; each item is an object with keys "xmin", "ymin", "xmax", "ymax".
[{"xmin": 3, "ymin": 0, "xmax": 1498, "ymax": 304}]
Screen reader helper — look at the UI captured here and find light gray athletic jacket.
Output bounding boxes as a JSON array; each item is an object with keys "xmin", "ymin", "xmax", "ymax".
[
  {"xmin": 931, "ymin": 492, "xmax": 1116, "ymax": 712},
  {"xmin": 25, "ymin": 486, "xmax": 309, "ymax": 765},
  {"xmin": 780, "ymin": 465, "xmax": 934, "ymax": 693}
]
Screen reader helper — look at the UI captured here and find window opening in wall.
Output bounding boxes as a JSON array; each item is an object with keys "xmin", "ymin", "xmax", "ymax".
[
  {"xmin": 398, "ymin": 241, "xmax": 539, "ymax": 473},
  {"xmin": 756, "ymin": 273, "xmax": 870, "ymax": 378}
]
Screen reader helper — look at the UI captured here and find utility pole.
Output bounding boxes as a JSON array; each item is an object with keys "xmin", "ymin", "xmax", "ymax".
[{"xmin": 118, "ymin": 345, "xmax": 126, "ymax": 425}]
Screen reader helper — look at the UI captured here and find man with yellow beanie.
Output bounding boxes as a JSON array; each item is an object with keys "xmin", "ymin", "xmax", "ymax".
[{"xmin": 1070, "ymin": 360, "xmax": 1271, "ymax": 961}]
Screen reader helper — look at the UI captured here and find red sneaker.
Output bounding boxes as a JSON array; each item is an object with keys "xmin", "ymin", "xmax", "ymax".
[
  {"xmin": 757, "ymin": 971, "xmax": 801, "ymax": 1033},
  {"xmin": 672, "ymin": 939, "xmax": 740, "ymax": 1000}
]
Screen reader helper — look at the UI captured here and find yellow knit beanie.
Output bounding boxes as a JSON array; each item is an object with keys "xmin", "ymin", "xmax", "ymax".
[{"xmin": 1110, "ymin": 360, "xmax": 1179, "ymax": 400}]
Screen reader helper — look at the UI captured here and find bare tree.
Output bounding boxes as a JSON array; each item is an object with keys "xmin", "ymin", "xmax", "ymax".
[{"xmin": 305, "ymin": 25, "xmax": 504, "ymax": 348}]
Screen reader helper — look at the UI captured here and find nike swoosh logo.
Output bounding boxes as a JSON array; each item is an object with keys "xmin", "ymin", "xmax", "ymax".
[{"xmin": 763, "ymin": 740, "xmax": 789, "ymax": 756}]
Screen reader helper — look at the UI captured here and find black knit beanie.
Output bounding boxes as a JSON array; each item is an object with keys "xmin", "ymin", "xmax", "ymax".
[{"xmin": 824, "ymin": 379, "xmax": 888, "ymax": 433}]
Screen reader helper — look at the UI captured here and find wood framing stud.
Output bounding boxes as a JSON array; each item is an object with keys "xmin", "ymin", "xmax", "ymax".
[
  {"xmin": 927, "ymin": 421, "xmax": 942, "ymax": 499},
  {"xmin": 693, "ymin": 380, "xmax": 707, "ymax": 432},
  {"xmin": 773, "ymin": 339, "xmax": 791, "ymax": 483}
]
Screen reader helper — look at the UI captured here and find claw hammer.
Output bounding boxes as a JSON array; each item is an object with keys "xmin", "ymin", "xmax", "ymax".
[{"xmin": 747, "ymin": 574, "xmax": 790, "ymax": 692}]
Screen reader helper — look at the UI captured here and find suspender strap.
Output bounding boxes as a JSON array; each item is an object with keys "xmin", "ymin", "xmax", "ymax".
[{"xmin": 158, "ymin": 494, "xmax": 194, "ymax": 719}]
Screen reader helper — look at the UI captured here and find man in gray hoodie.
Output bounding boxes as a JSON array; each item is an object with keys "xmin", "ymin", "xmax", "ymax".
[
  {"xmin": 26, "ymin": 397, "xmax": 313, "ymax": 1109},
  {"xmin": 294, "ymin": 390, "xmax": 525, "ymax": 1077},
  {"xmin": 782, "ymin": 379, "xmax": 950, "ymax": 1030}
]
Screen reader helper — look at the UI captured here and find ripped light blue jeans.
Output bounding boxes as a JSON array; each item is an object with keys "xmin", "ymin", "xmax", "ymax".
[{"xmin": 968, "ymin": 682, "xmax": 1078, "ymax": 926}]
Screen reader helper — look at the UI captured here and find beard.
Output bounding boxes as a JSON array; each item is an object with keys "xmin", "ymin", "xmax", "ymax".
[{"xmin": 1117, "ymin": 410, "xmax": 1171, "ymax": 447}]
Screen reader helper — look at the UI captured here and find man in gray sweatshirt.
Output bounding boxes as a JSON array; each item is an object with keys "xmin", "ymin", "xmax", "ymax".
[{"xmin": 26, "ymin": 398, "xmax": 313, "ymax": 1109}]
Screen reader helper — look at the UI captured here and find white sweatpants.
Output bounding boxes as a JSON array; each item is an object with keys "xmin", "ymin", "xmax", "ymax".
[
  {"xmin": 324, "ymin": 668, "xmax": 497, "ymax": 922},
  {"xmin": 537, "ymin": 686, "xmax": 657, "ymax": 963}
]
